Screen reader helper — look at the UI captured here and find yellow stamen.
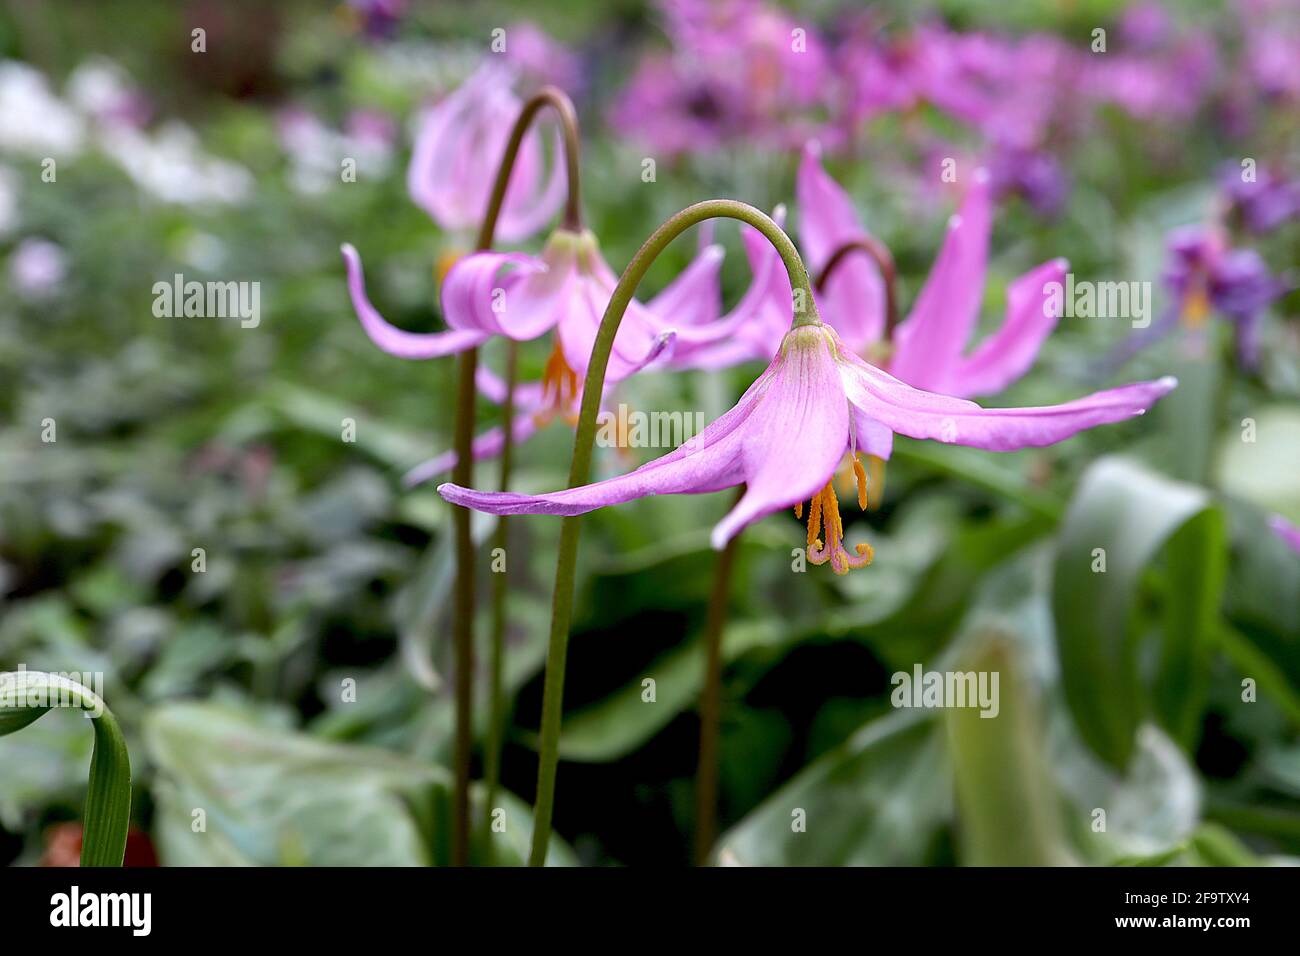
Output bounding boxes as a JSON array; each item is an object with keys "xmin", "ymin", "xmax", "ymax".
[
  {"xmin": 852, "ymin": 455, "xmax": 868, "ymax": 511},
  {"xmin": 793, "ymin": 501, "xmax": 803, "ymax": 520},
  {"xmin": 533, "ymin": 336, "xmax": 580, "ymax": 427},
  {"xmin": 797, "ymin": 479, "xmax": 874, "ymax": 575}
]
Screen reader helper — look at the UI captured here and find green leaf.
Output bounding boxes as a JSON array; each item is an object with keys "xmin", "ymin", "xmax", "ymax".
[
  {"xmin": 146, "ymin": 701, "xmax": 573, "ymax": 866},
  {"xmin": 0, "ymin": 670, "xmax": 131, "ymax": 867},
  {"xmin": 555, "ymin": 620, "xmax": 784, "ymax": 762},
  {"xmin": 946, "ymin": 635, "xmax": 1073, "ymax": 865},
  {"xmin": 1051, "ymin": 457, "xmax": 1225, "ymax": 768},
  {"xmin": 715, "ymin": 708, "xmax": 951, "ymax": 866}
]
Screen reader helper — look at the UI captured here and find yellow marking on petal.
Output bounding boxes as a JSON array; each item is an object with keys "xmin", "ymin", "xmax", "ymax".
[{"xmin": 798, "ymin": 479, "xmax": 874, "ymax": 575}]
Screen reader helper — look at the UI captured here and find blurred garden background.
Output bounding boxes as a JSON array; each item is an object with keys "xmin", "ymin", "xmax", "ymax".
[{"xmin": 0, "ymin": 0, "xmax": 1298, "ymax": 866}]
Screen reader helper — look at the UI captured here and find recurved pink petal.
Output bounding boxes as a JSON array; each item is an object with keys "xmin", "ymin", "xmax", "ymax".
[
  {"xmin": 440, "ymin": 249, "xmax": 563, "ymax": 341},
  {"xmin": 839, "ymin": 344, "xmax": 1177, "ymax": 451},
  {"xmin": 890, "ymin": 169, "xmax": 993, "ymax": 391},
  {"xmin": 946, "ymin": 257, "xmax": 1068, "ymax": 398},
  {"xmin": 341, "ymin": 243, "xmax": 488, "ymax": 359},
  {"xmin": 438, "ymin": 364, "xmax": 781, "ymax": 516},
  {"xmin": 796, "ymin": 142, "xmax": 885, "ymax": 349}
]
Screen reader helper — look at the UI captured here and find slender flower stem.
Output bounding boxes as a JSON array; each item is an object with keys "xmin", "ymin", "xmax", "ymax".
[
  {"xmin": 816, "ymin": 236, "xmax": 900, "ymax": 341},
  {"xmin": 693, "ymin": 485, "xmax": 743, "ymax": 866},
  {"xmin": 448, "ymin": 85, "xmax": 584, "ymax": 866},
  {"xmin": 450, "ymin": 346, "xmax": 477, "ymax": 868},
  {"xmin": 528, "ymin": 200, "xmax": 818, "ymax": 866},
  {"xmin": 483, "ymin": 339, "xmax": 518, "ymax": 853}
]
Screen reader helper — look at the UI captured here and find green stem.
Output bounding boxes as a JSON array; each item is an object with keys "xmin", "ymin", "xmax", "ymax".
[
  {"xmin": 815, "ymin": 235, "xmax": 900, "ymax": 342},
  {"xmin": 692, "ymin": 486, "xmax": 743, "ymax": 866},
  {"xmin": 449, "ymin": 86, "xmax": 584, "ymax": 866},
  {"xmin": 527, "ymin": 200, "xmax": 818, "ymax": 866},
  {"xmin": 483, "ymin": 340, "xmax": 518, "ymax": 856},
  {"xmin": 450, "ymin": 346, "xmax": 477, "ymax": 868},
  {"xmin": 0, "ymin": 671, "xmax": 131, "ymax": 866}
]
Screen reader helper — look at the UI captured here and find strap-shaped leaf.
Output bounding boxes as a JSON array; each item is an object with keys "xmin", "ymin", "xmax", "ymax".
[
  {"xmin": 0, "ymin": 670, "xmax": 131, "ymax": 866},
  {"xmin": 1051, "ymin": 457, "xmax": 1225, "ymax": 770}
]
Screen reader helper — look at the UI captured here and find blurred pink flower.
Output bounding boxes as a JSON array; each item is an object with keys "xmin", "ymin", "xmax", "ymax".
[{"xmin": 407, "ymin": 63, "xmax": 565, "ymax": 242}]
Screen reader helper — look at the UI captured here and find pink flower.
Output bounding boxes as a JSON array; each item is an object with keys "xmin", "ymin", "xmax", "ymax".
[
  {"xmin": 343, "ymin": 229, "xmax": 743, "ymax": 484},
  {"xmin": 407, "ymin": 64, "xmax": 565, "ymax": 243},
  {"xmin": 439, "ymin": 318, "xmax": 1175, "ymax": 573},
  {"xmin": 689, "ymin": 145, "xmax": 1072, "ymax": 461}
]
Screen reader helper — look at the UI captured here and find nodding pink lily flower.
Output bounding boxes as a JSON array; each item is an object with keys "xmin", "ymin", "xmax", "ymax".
[
  {"xmin": 440, "ymin": 318, "xmax": 1175, "ymax": 574},
  {"xmin": 689, "ymin": 144, "xmax": 1071, "ymax": 464},
  {"xmin": 1271, "ymin": 515, "xmax": 1300, "ymax": 555},
  {"xmin": 343, "ymin": 228, "xmax": 741, "ymax": 484},
  {"xmin": 407, "ymin": 63, "xmax": 565, "ymax": 243}
]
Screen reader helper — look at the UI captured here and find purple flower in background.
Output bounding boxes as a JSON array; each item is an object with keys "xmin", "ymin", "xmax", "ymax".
[
  {"xmin": 1161, "ymin": 225, "xmax": 1288, "ymax": 367},
  {"xmin": 8, "ymin": 238, "xmax": 68, "ymax": 300},
  {"xmin": 503, "ymin": 21, "xmax": 584, "ymax": 92},
  {"xmin": 610, "ymin": 0, "xmax": 831, "ymax": 155},
  {"xmin": 407, "ymin": 64, "xmax": 565, "ymax": 243},
  {"xmin": 345, "ymin": 0, "xmax": 407, "ymax": 39},
  {"xmin": 986, "ymin": 145, "xmax": 1069, "ymax": 217},
  {"xmin": 1219, "ymin": 163, "xmax": 1300, "ymax": 234},
  {"xmin": 439, "ymin": 320, "xmax": 1175, "ymax": 573}
]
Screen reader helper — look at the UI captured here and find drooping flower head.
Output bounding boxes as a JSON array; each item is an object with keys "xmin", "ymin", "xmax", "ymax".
[
  {"xmin": 689, "ymin": 144, "xmax": 1069, "ymax": 468},
  {"xmin": 407, "ymin": 63, "xmax": 565, "ymax": 243},
  {"xmin": 440, "ymin": 303, "xmax": 1176, "ymax": 574},
  {"xmin": 343, "ymin": 226, "xmax": 746, "ymax": 484}
]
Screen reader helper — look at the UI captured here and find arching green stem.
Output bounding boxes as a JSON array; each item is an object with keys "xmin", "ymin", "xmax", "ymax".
[
  {"xmin": 527, "ymin": 200, "xmax": 818, "ymax": 866},
  {"xmin": 450, "ymin": 85, "xmax": 584, "ymax": 867},
  {"xmin": 816, "ymin": 235, "xmax": 900, "ymax": 342},
  {"xmin": 0, "ymin": 671, "xmax": 130, "ymax": 866}
]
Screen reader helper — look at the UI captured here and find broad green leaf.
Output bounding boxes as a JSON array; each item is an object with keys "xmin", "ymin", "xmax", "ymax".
[
  {"xmin": 714, "ymin": 708, "xmax": 950, "ymax": 866},
  {"xmin": 556, "ymin": 620, "xmax": 785, "ymax": 762},
  {"xmin": 1214, "ymin": 405, "xmax": 1300, "ymax": 522},
  {"xmin": 946, "ymin": 635, "xmax": 1073, "ymax": 865},
  {"xmin": 147, "ymin": 702, "xmax": 574, "ymax": 866},
  {"xmin": 0, "ymin": 670, "xmax": 131, "ymax": 867},
  {"xmin": 1051, "ymin": 457, "xmax": 1225, "ymax": 768}
]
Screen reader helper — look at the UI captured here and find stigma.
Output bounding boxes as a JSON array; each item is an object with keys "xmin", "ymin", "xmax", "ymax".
[{"xmin": 794, "ymin": 454, "xmax": 874, "ymax": 574}]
